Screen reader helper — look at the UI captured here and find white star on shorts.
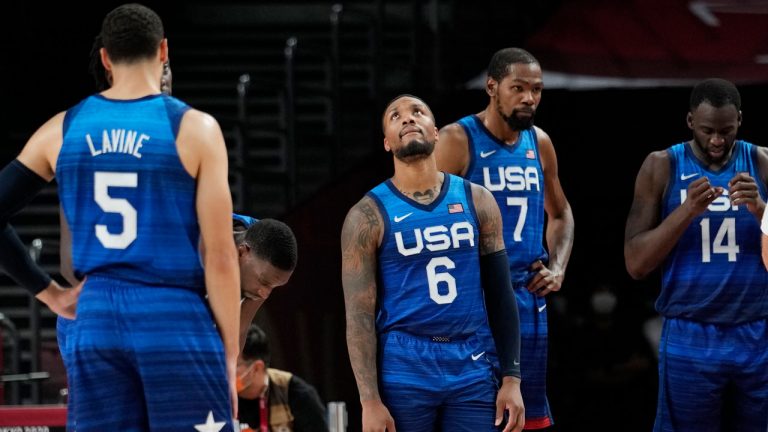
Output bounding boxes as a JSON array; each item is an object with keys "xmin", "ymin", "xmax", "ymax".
[{"xmin": 194, "ymin": 411, "xmax": 226, "ymax": 432}]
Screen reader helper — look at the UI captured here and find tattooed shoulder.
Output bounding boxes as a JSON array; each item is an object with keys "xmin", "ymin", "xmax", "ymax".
[
  {"xmin": 470, "ymin": 183, "xmax": 504, "ymax": 254},
  {"xmin": 342, "ymin": 196, "xmax": 383, "ymax": 252}
]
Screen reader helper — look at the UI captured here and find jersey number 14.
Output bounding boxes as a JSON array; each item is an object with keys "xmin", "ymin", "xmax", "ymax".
[{"xmin": 700, "ymin": 217, "xmax": 739, "ymax": 262}]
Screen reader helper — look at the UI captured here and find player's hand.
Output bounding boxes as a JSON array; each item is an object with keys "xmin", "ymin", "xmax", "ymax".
[
  {"xmin": 729, "ymin": 172, "xmax": 764, "ymax": 219},
  {"xmin": 361, "ymin": 399, "xmax": 396, "ymax": 432},
  {"xmin": 36, "ymin": 279, "xmax": 84, "ymax": 319},
  {"xmin": 496, "ymin": 376, "xmax": 525, "ymax": 432},
  {"xmin": 527, "ymin": 260, "xmax": 563, "ymax": 296},
  {"xmin": 682, "ymin": 176, "xmax": 723, "ymax": 216}
]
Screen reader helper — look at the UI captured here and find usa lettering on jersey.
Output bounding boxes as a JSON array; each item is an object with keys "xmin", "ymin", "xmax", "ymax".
[
  {"xmin": 482, "ymin": 166, "xmax": 540, "ymax": 192},
  {"xmin": 394, "ymin": 221, "xmax": 475, "ymax": 256}
]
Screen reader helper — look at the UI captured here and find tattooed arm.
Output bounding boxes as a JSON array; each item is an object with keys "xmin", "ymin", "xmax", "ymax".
[
  {"xmin": 340, "ymin": 196, "xmax": 395, "ymax": 432},
  {"xmin": 471, "ymin": 183, "xmax": 506, "ymax": 255},
  {"xmin": 471, "ymin": 183, "xmax": 525, "ymax": 432}
]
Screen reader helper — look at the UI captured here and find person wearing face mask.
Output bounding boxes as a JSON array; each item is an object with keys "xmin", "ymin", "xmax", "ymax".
[{"xmin": 237, "ymin": 324, "xmax": 328, "ymax": 432}]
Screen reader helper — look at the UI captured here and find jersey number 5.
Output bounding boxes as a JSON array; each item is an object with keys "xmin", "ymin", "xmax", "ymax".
[{"xmin": 94, "ymin": 172, "xmax": 138, "ymax": 250}]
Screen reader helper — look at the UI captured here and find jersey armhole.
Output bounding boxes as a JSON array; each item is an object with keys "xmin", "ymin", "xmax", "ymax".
[
  {"xmin": 662, "ymin": 147, "xmax": 677, "ymax": 203},
  {"xmin": 460, "ymin": 118, "xmax": 476, "ymax": 179},
  {"xmin": 462, "ymin": 178, "xmax": 481, "ymax": 228}
]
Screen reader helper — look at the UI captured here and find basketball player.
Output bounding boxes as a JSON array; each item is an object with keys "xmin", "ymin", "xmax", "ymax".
[
  {"xmin": 435, "ymin": 47, "xmax": 573, "ymax": 429},
  {"xmin": 624, "ymin": 78, "xmax": 768, "ymax": 431},
  {"xmin": 341, "ymin": 94, "xmax": 524, "ymax": 431},
  {"xmin": 0, "ymin": 4, "xmax": 239, "ymax": 430}
]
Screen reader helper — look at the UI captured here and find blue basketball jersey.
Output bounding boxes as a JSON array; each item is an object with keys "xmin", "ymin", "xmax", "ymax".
[
  {"xmin": 660, "ymin": 141, "xmax": 768, "ymax": 323},
  {"xmin": 57, "ymin": 94, "xmax": 204, "ymax": 291},
  {"xmin": 368, "ymin": 174, "xmax": 488, "ymax": 338},
  {"xmin": 458, "ymin": 115, "xmax": 547, "ymax": 282}
]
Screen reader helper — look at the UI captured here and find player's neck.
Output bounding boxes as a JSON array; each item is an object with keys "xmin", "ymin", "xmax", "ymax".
[
  {"xmin": 102, "ymin": 64, "xmax": 162, "ymax": 100},
  {"xmin": 481, "ymin": 107, "xmax": 521, "ymax": 145},
  {"xmin": 392, "ymin": 162, "xmax": 443, "ymax": 204}
]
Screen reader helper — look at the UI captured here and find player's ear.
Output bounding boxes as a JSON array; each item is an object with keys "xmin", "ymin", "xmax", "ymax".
[
  {"xmin": 383, "ymin": 137, "xmax": 391, "ymax": 152},
  {"xmin": 686, "ymin": 112, "xmax": 694, "ymax": 130},
  {"xmin": 159, "ymin": 38, "xmax": 169, "ymax": 63},
  {"xmin": 486, "ymin": 77, "xmax": 496, "ymax": 97},
  {"xmin": 237, "ymin": 242, "xmax": 250, "ymax": 258},
  {"xmin": 737, "ymin": 110, "xmax": 742, "ymax": 126},
  {"xmin": 100, "ymin": 47, "xmax": 112, "ymax": 75}
]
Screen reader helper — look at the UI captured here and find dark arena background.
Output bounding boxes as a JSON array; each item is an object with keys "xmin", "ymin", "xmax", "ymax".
[{"xmin": 1, "ymin": 1, "xmax": 767, "ymax": 430}]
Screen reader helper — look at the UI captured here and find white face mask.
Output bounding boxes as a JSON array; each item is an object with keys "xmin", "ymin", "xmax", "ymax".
[{"xmin": 591, "ymin": 291, "xmax": 617, "ymax": 315}]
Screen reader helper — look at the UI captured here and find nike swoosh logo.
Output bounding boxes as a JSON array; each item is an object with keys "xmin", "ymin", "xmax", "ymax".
[
  {"xmin": 480, "ymin": 150, "xmax": 497, "ymax": 158},
  {"xmin": 393, "ymin": 212, "xmax": 413, "ymax": 223},
  {"xmin": 538, "ymin": 304, "xmax": 547, "ymax": 313},
  {"xmin": 513, "ymin": 360, "xmax": 520, "ymax": 366},
  {"xmin": 680, "ymin": 173, "xmax": 699, "ymax": 180},
  {"xmin": 471, "ymin": 351, "xmax": 485, "ymax": 361}
]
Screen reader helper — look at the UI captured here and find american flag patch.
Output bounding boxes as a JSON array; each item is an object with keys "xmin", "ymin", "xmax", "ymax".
[
  {"xmin": 448, "ymin": 203, "xmax": 464, "ymax": 214},
  {"xmin": 526, "ymin": 149, "xmax": 535, "ymax": 159}
]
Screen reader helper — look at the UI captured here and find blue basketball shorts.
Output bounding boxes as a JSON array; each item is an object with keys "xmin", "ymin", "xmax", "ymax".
[
  {"xmin": 514, "ymin": 282, "xmax": 552, "ymax": 429},
  {"xmin": 56, "ymin": 316, "xmax": 76, "ymax": 431},
  {"xmin": 378, "ymin": 330, "xmax": 499, "ymax": 432},
  {"xmin": 67, "ymin": 277, "xmax": 234, "ymax": 431},
  {"xmin": 654, "ymin": 317, "xmax": 768, "ymax": 432}
]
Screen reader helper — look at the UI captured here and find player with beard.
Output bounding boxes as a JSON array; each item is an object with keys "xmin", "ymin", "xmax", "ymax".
[
  {"xmin": 435, "ymin": 48, "xmax": 573, "ymax": 429},
  {"xmin": 341, "ymin": 94, "xmax": 525, "ymax": 432},
  {"xmin": 625, "ymin": 78, "xmax": 768, "ymax": 431}
]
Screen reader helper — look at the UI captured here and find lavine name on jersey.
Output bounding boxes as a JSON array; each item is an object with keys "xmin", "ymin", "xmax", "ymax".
[
  {"xmin": 482, "ymin": 166, "xmax": 540, "ymax": 192},
  {"xmin": 86, "ymin": 129, "xmax": 149, "ymax": 159},
  {"xmin": 394, "ymin": 221, "xmax": 475, "ymax": 256}
]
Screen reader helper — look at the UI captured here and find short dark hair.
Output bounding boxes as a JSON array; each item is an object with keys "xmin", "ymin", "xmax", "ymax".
[
  {"xmin": 689, "ymin": 78, "xmax": 741, "ymax": 111},
  {"xmin": 241, "ymin": 324, "xmax": 270, "ymax": 365},
  {"xmin": 100, "ymin": 3, "xmax": 164, "ymax": 64},
  {"xmin": 487, "ymin": 48, "xmax": 539, "ymax": 82},
  {"xmin": 242, "ymin": 219, "xmax": 298, "ymax": 271}
]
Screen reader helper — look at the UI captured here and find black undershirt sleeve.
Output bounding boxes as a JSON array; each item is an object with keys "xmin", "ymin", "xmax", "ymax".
[
  {"xmin": 480, "ymin": 249, "xmax": 522, "ymax": 378},
  {"xmin": 0, "ymin": 160, "xmax": 52, "ymax": 294}
]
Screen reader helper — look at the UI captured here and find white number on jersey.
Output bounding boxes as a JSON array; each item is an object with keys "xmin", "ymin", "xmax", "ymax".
[
  {"xmin": 426, "ymin": 256, "xmax": 457, "ymax": 304},
  {"xmin": 94, "ymin": 172, "xmax": 138, "ymax": 249},
  {"xmin": 505, "ymin": 197, "xmax": 528, "ymax": 242},
  {"xmin": 700, "ymin": 217, "xmax": 739, "ymax": 262}
]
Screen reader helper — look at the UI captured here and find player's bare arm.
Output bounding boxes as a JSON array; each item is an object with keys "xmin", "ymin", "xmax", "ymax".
[
  {"xmin": 8, "ymin": 112, "xmax": 84, "ymax": 317},
  {"xmin": 180, "ymin": 109, "xmax": 241, "ymax": 417},
  {"xmin": 525, "ymin": 129, "xmax": 574, "ymax": 296},
  {"xmin": 239, "ymin": 298, "xmax": 264, "ymax": 350},
  {"xmin": 435, "ymin": 123, "xmax": 470, "ymax": 176},
  {"xmin": 624, "ymin": 150, "xmax": 722, "ymax": 279},
  {"xmin": 341, "ymin": 196, "xmax": 395, "ymax": 432}
]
